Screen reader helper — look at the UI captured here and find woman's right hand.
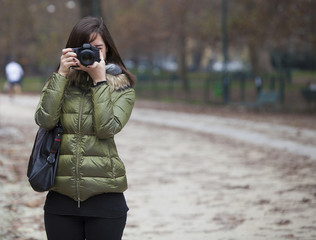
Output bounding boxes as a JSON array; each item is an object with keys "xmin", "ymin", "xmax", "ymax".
[{"xmin": 57, "ymin": 48, "xmax": 78, "ymax": 77}]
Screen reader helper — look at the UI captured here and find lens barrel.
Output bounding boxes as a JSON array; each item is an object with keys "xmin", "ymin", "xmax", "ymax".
[
  {"xmin": 73, "ymin": 44, "xmax": 100, "ymax": 66},
  {"xmin": 78, "ymin": 50, "xmax": 95, "ymax": 66}
]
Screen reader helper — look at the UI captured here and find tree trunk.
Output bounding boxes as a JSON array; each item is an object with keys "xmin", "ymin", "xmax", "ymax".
[
  {"xmin": 176, "ymin": 2, "xmax": 189, "ymax": 99},
  {"xmin": 177, "ymin": 35, "xmax": 189, "ymax": 96},
  {"xmin": 248, "ymin": 39, "xmax": 273, "ymax": 75},
  {"xmin": 258, "ymin": 47, "xmax": 273, "ymax": 73},
  {"xmin": 248, "ymin": 38, "xmax": 259, "ymax": 75}
]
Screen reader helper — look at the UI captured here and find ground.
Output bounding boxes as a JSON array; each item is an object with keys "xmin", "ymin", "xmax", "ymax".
[{"xmin": 0, "ymin": 94, "xmax": 315, "ymax": 240}]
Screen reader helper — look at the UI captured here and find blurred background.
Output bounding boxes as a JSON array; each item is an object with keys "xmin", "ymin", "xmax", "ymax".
[
  {"xmin": 0, "ymin": 0, "xmax": 315, "ymax": 112},
  {"xmin": 1, "ymin": 2, "xmax": 316, "ymax": 239}
]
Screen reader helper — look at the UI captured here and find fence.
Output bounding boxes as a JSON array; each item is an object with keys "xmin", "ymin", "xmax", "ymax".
[{"xmin": 134, "ymin": 71, "xmax": 291, "ymax": 108}]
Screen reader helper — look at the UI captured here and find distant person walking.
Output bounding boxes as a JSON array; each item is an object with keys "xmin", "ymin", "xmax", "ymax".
[
  {"xmin": 5, "ymin": 60, "xmax": 24, "ymax": 97},
  {"xmin": 254, "ymin": 76, "xmax": 262, "ymax": 96}
]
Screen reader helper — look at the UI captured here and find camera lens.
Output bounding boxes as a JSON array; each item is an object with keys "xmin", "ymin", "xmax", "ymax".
[{"xmin": 79, "ymin": 50, "xmax": 95, "ymax": 66}]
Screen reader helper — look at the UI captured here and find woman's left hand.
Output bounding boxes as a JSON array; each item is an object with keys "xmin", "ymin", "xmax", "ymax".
[{"xmin": 74, "ymin": 50, "xmax": 106, "ymax": 85}]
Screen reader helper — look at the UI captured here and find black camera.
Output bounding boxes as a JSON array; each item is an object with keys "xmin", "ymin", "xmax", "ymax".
[{"xmin": 73, "ymin": 43, "xmax": 100, "ymax": 66}]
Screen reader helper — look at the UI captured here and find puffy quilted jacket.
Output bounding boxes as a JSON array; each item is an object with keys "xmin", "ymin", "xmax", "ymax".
[{"xmin": 35, "ymin": 72, "xmax": 135, "ymax": 203}]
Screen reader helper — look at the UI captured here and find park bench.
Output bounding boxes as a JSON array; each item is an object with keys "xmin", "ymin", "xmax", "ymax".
[
  {"xmin": 247, "ymin": 90, "xmax": 279, "ymax": 108},
  {"xmin": 301, "ymin": 84, "xmax": 316, "ymax": 108}
]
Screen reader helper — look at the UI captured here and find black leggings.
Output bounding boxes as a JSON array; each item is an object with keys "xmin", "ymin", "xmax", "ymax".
[{"xmin": 44, "ymin": 212, "xmax": 127, "ymax": 240}]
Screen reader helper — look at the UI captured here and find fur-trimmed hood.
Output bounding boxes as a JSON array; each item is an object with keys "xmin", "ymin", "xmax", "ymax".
[{"xmin": 106, "ymin": 73, "xmax": 131, "ymax": 92}]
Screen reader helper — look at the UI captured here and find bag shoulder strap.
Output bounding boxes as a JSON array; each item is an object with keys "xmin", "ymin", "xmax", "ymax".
[{"xmin": 47, "ymin": 124, "xmax": 63, "ymax": 164}]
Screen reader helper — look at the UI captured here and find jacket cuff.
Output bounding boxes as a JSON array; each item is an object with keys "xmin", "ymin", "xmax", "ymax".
[{"xmin": 92, "ymin": 81, "xmax": 107, "ymax": 87}]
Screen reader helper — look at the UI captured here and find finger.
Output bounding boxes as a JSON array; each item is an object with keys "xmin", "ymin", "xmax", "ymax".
[
  {"xmin": 60, "ymin": 55, "xmax": 76, "ymax": 65},
  {"xmin": 83, "ymin": 60, "xmax": 98, "ymax": 69},
  {"xmin": 64, "ymin": 56, "xmax": 77, "ymax": 62},
  {"xmin": 89, "ymin": 62, "xmax": 98, "ymax": 68},
  {"xmin": 61, "ymin": 48, "xmax": 74, "ymax": 55},
  {"xmin": 75, "ymin": 61, "xmax": 90, "ymax": 71},
  {"xmin": 99, "ymin": 50, "xmax": 104, "ymax": 62},
  {"xmin": 61, "ymin": 57, "xmax": 77, "ymax": 66},
  {"xmin": 72, "ymin": 66, "xmax": 81, "ymax": 70},
  {"xmin": 70, "ymin": 60, "xmax": 83, "ymax": 70},
  {"xmin": 62, "ymin": 52, "xmax": 77, "ymax": 59}
]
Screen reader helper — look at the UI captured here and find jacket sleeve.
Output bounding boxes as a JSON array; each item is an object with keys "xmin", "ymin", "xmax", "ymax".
[
  {"xmin": 35, "ymin": 73, "xmax": 68, "ymax": 129},
  {"xmin": 91, "ymin": 83, "xmax": 135, "ymax": 139}
]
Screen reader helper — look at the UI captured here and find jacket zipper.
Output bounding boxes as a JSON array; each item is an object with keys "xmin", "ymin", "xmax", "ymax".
[{"xmin": 76, "ymin": 93, "xmax": 85, "ymax": 208}]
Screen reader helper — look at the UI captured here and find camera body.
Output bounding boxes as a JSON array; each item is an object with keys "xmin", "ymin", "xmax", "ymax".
[{"xmin": 73, "ymin": 43, "xmax": 100, "ymax": 66}]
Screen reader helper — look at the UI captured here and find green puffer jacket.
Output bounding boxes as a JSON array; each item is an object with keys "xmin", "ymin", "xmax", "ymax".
[{"xmin": 35, "ymin": 72, "xmax": 135, "ymax": 203}]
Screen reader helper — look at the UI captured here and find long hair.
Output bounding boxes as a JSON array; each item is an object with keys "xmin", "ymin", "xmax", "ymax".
[{"xmin": 58, "ymin": 16, "xmax": 135, "ymax": 87}]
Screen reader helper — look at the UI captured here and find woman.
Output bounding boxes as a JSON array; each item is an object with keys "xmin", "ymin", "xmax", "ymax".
[{"xmin": 35, "ymin": 17, "xmax": 135, "ymax": 240}]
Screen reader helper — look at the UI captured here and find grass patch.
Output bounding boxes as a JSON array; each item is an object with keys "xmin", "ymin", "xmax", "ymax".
[
  {"xmin": 0, "ymin": 77, "xmax": 45, "ymax": 93},
  {"xmin": 292, "ymin": 70, "xmax": 316, "ymax": 79}
]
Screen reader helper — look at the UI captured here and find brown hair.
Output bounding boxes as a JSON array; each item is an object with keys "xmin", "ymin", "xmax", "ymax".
[{"xmin": 59, "ymin": 16, "xmax": 135, "ymax": 86}]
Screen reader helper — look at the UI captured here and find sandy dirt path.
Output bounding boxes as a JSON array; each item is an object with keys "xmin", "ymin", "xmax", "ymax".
[{"xmin": 0, "ymin": 94, "xmax": 315, "ymax": 240}]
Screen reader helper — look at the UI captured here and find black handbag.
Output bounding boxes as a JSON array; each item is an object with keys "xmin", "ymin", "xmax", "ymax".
[{"xmin": 27, "ymin": 123, "xmax": 63, "ymax": 192}]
